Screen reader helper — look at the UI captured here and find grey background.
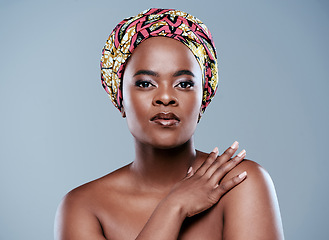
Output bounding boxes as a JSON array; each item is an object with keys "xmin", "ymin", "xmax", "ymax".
[{"xmin": 0, "ymin": 0, "xmax": 328, "ymax": 239}]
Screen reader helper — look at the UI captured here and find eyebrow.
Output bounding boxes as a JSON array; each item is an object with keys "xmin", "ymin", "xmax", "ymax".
[
  {"xmin": 133, "ymin": 69, "xmax": 195, "ymax": 77},
  {"xmin": 172, "ymin": 70, "xmax": 195, "ymax": 77},
  {"xmin": 133, "ymin": 70, "xmax": 159, "ymax": 77}
]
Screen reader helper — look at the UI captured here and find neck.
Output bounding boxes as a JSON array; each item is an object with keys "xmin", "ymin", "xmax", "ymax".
[{"xmin": 130, "ymin": 138, "xmax": 196, "ymax": 192}]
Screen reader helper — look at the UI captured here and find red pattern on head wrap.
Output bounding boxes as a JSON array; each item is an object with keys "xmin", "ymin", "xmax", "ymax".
[{"xmin": 101, "ymin": 8, "xmax": 218, "ymax": 113}]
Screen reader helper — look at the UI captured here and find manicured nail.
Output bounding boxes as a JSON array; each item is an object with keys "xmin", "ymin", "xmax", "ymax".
[
  {"xmin": 238, "ymin": 171, "xmax": 247, "ymax": 179},
  {"xmin": 212, "ymin": 147, "xmax": 219, "ymax": 155},
  {"xmin": 231, "ymin": 141, "xmax": 239, "ymax": 149},
  {"xmin": 237, "ymin": 149, "xmax": 246, "ymax": 158},
  {"xmin": 187, "ymin": 166, "xmax": 192, "ymax": 174}
]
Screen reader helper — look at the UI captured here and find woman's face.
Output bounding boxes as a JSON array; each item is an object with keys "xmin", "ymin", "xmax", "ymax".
[{"xmin": 122, "ymin": 37, "xmax": 203, "ymax": 149}]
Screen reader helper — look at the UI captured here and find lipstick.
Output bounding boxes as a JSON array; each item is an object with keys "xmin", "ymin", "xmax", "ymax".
[{"xmin": 150, "ymin": 112, "xmax": 180, "ymax": 127}]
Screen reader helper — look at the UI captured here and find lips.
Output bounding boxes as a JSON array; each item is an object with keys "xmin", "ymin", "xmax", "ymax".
[{"xmin": 150, "ymin": 112, "xmax": 180, "ymax": 127}]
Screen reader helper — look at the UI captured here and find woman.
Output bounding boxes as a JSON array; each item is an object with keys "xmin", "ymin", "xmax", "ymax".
[{"xmin": 55, "ymin": 8, "xmax": 284, "ymax": 239}]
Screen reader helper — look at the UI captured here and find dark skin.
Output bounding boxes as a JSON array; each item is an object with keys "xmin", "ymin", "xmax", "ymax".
[{"xmin": 54, "ymin": 37, "xmax": 284, "ymax": 240}]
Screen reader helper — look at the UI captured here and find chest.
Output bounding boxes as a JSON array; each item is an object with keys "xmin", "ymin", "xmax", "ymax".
[{"xmin": 95, "ymin": 194, "xmax": 224, "ymax": 240}]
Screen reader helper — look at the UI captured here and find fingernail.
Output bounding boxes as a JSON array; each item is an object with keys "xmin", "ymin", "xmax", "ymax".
[
  {"xmin": 231, "ymin": 141, "xmax": 239, "ymax": 149},
  {"xmin": 212, "ymin": 147, "xmax": 219, "ymax": 155},
  {"xmin": 238, "ymin": 171, "xmax": 247, "ymax": 179},
  {"xmin": 237, "ymin": 149, "xmax": 246, "ymax": 158},
  {"xmin": 187, "ymin": 166, "xmax": 192, "ymax": 174}
]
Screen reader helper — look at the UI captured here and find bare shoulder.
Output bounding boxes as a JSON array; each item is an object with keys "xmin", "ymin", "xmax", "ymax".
[
  {"xmin": 221, "ymin": 159, "xmax": 284, "ymax": 240},
  {"xmin": 57, "ymin": 163, "xmax": 132, "ymax": 206},
  {"xmin": 224, "ymin": 159, "xmax": 271, "ymax": 185},
  {"xmin": 54, "ymin": 164, "xmax": 132, "ymax": 240},
  {"xmin": 222, "ymin": 159, "xmax": 277, "ymax": 201}
]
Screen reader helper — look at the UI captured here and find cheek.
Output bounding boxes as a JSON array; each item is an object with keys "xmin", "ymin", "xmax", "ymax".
[
  {"xmin": 124, "ymin": 93, "xmax": 141, "ymax": 118},
  {"xmin": 179, "ymin": 89, "xmax": 203, "ymax": 122},
  {"xmin": 187, "ymin": 87, "xmax": 203, "ymax": 110},
  {"xmin": 122, "ymin": 91, "xmax": 146, "ymax": 139},
  {"xmin": 122, "ymin": 87, "xmax": 152, "ymax": 126},
  {"xmin": 122, "ymin": 83, "xmax": 136, "ymax": 115}
]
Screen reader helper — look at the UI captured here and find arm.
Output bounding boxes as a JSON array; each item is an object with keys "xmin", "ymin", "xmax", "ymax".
[
  {"xmin": 136, "ymin": 144, "xmax": 247, "ymax": 240},
  {"xmin": 54, "ymin": 190, "xmax": 106, "ymax": 240},
  {"xmin": 54, "ymin": 143, "xmax": 247, "ymax": 240},
  {"xmin": 222, "ymin": 161, "xmax": 284, "ymax": 240}
]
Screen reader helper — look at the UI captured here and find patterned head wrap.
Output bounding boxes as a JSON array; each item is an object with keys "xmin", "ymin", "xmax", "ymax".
[{"xmin": 100, "ymin": 8, "xmax": 218, "ymax": 113}]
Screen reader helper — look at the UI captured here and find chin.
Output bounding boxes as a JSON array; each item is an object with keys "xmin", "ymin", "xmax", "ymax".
[
  {"xmin": 144, "ymin": 135, "xmax": 192, "ymax": 150},
  {"xmin": 131, "ymin": 125, "xmax": 196, "ymax": 150},
  {"xmin": 151, "ymin": 142, "xmax": 183, "ymax": 150}
]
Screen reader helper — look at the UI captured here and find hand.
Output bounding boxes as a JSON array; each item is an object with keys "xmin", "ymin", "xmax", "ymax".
[{"xmin": 165, "ymin": 141, "xmax": 247, "ymax": 218}]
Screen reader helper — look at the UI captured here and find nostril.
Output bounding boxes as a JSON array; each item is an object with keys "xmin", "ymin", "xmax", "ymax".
[
  {"xmin": 154, "ymin": 96, "xmax": 178, "ymax": 106},
  {"xmin": 155, "ymin": 99, "xmax": 176, "ymax": 106}
]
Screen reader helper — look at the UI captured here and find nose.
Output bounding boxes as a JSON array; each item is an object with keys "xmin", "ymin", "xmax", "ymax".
[{"xmin": 152, "ymin": 85, "xmax": 178, "ymax": 107}]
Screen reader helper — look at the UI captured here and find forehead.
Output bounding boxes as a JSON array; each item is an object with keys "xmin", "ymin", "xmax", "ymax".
[{"xmin": 123, "ymin": 37, "xmax": 202, "ymax": 77}]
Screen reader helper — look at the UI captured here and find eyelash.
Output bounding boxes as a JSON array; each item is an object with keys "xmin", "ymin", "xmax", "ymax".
[
  {"xmin": 134, "ymin": 80, "xmax": 195, "ymax": 89},
  {"xmin": 135, "ymin": 80, "xmax": 155, "ymax": 88},
  {"xmin": 176, "ymin": 80, "xmax": 195, "ymax": 89}
]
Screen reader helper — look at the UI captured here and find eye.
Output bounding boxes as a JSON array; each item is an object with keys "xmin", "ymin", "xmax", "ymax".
[
  {"xmin": 176, "ymin": 80, "xmax": 195, "ymax": 89},
  {"xmin": 135, "ymin": 80, "xmax": 155, "ymax": 88}
]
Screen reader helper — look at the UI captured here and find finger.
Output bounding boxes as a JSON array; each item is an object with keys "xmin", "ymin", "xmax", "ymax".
[
  {"xmin": 214, "ymin": 171, "xmax": 247, "ymax": 196},
  {"xmin": 216, "ymin": 141, "xmax": 239, "ymax": 166},
  {"xmin": 203, "ymin": 141, "xmax": 239, "ymax": 178},
  {"xmin": 208, "ymin": 149, "xmax": 246, "ymax": 185},
  {"xmin": 194, "ymin": 147, "xmax": 219, "ymax": 176}
]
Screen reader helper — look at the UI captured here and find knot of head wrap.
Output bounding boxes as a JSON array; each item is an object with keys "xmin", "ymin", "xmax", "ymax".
[{"xmin": 100, "ymin": 8, "xmax": 218, "ymax": 113}]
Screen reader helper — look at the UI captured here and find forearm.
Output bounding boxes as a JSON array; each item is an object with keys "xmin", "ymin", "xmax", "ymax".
[
  {"xmin": 135, "ymin": 198, "xmax": 186, "ymax": 240},
  {"xmin": 136, "ymin": 144, "xmax": 247, "ymax": 239}
]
